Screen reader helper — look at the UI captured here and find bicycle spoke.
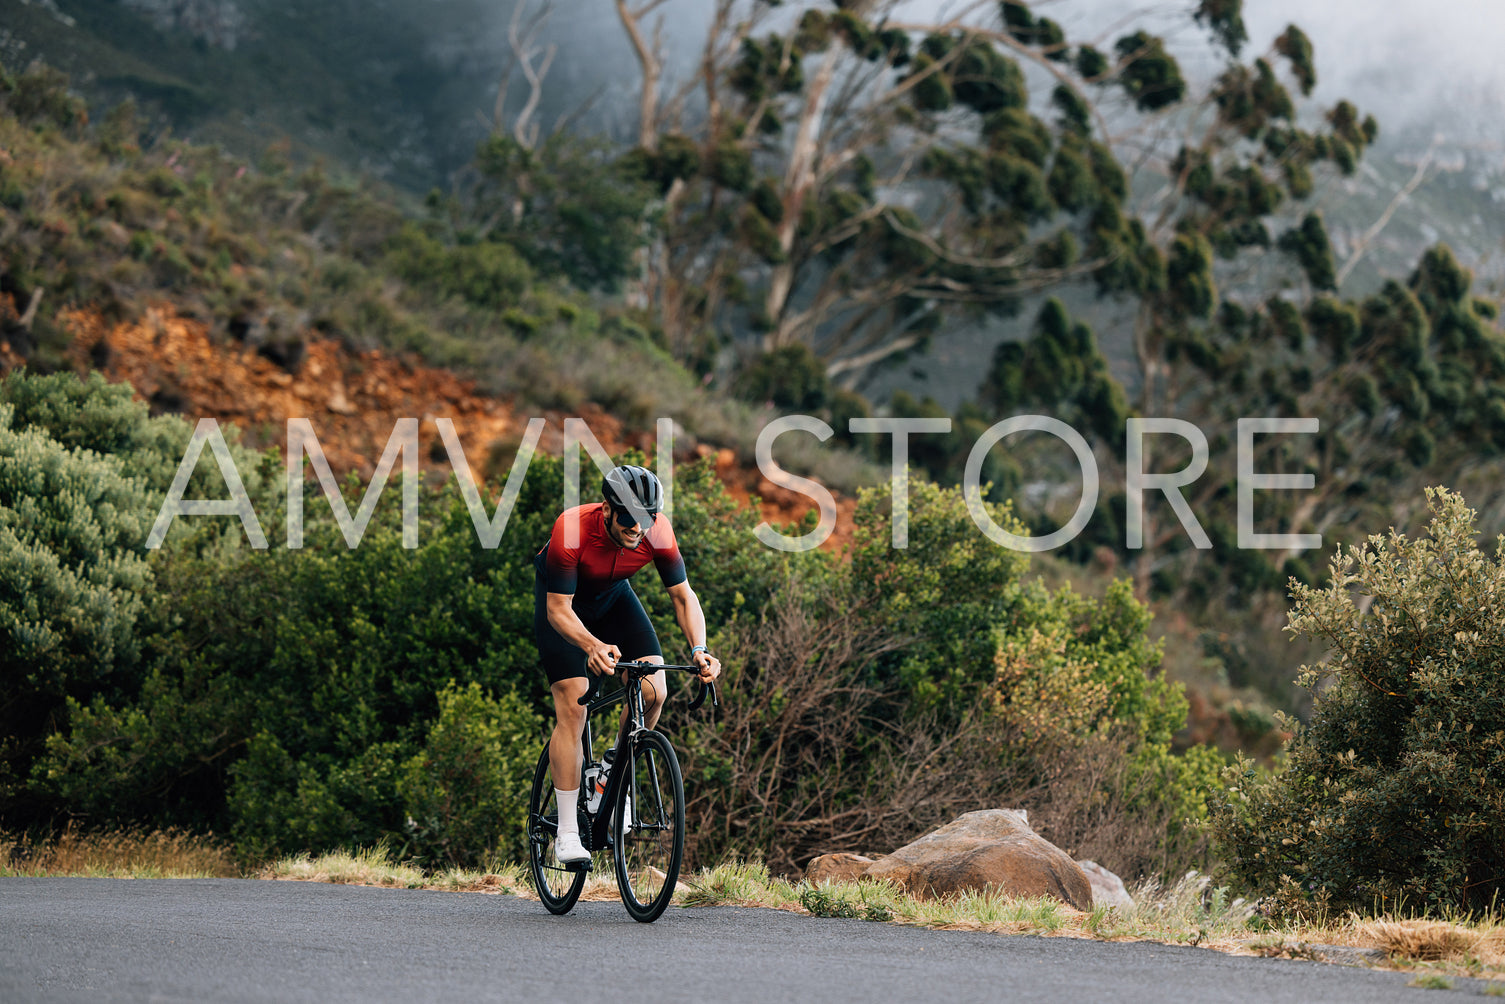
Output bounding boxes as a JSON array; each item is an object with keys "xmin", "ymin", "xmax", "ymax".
[
  {"xmin": 527, "ymin": 745, "xmax": 585, "ymax": 914},
  {"xmin": 612, "ymin": 730, "xmax": 684, "ymax": 923}
]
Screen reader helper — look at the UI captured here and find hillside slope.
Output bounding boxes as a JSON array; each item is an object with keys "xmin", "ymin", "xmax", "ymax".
[{"xmin": 11, "ymin": 298, "xmax": 855, "ymax": 545}]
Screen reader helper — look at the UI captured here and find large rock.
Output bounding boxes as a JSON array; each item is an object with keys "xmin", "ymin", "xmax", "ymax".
[
  {"xmin": 862, "ymin": 809, "xmax": 1093, "ymax": 910},
  {"xmin": 804, "ymin": 853, "xmax": 875, "ymax": 885},
  {"xmin": 1077, "ymin": 859, "xmax": 1134, "ymax": 911}
]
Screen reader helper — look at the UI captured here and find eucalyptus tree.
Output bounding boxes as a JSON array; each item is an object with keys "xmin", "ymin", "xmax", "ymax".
[
  {"xmin": 975, "ymin": 7, "xmax": 1505, "ymax": 606},
  {"xmin": 610, "ymin": 0, "xmax": 1359, "ymax": 388}
]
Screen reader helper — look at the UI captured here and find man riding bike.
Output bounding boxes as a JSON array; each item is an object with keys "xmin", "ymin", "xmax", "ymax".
[{"xmin": 534, "ymin": 464, "xmax": 721, "ymax": 865}]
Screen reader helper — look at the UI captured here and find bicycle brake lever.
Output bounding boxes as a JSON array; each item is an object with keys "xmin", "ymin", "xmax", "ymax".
[
  {"xmin": 686, "ymin": 680, "xmax": 719, "ymax": 711},
  {"xmin": 576, "ymin": 675, "xmax": 603, "ymax": 706}
]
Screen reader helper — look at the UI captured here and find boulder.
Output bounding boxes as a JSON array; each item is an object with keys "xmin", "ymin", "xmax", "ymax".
[
  {"xmin": 862, "ymin": 809, "xmax": 1093, "ymax": 910},
  {"xmin": 1077, "ymin": 860, "xmax": 1134, "ymax": 911},
  {"xmin": 804, "ymin": 853, "xmax": 876, "ymax": 885}
]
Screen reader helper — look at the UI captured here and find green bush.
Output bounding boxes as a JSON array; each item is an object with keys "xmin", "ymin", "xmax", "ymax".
[
  {"xmin": 1209, "ymin": 487, "xmax": 1505, "ymax": 916},
  {"xmin": 43, "ymin": 442, "xmax": 570, "ymax": 855},
  {"xmin": 3, "ymin": 369, "xmax": 278, "ymax": 826},
  {"xmin": 385, "ymin": 224, "xmax": 532, "ymax": 311},
  {"xmin": 0, "ymin": 402, "xmax": 153, "ymax": 811},
  {"xmin": 398, "ymin": 681, "xmax": 542, "ymax": 868},
  {"xmin": 734, "ymin": 344, "xmax": 831, "ymax": 410}
]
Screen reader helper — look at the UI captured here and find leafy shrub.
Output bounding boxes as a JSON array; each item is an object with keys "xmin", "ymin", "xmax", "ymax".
[
  {"xmin": 398, "ymin": 681, "xmax": 542, "ymax": 868},
  {"xmin": 1210, "ymin": 488, "xmax": 1505, "ymax": 916},
  {"xmin": 2, "ymin": 63, "xmax": 87, "ymax": 132},
  {"xmin": 385, "ymin": 224, "xmax": 533, "ymax": 311},
  {"xmin": 734, "ymin": 344, "xmax": 831, "ymax": 410},
  {"xmin": 3, "ymin": 369, "xmax": 278, "ymax": 825},
  {"xmin": 0, "ymin": 401, "xmax": 152, "ymax": 811},
  {"xmin": 43, "ymin": 436, "xmax": 561, "ymax": 856},
  {"xmin": 987, "ymin": 579, "xmax": 1223, "ymax": 876}
]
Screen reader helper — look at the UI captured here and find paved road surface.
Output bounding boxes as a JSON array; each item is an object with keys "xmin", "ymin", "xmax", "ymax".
[{"xmin": 0, "ymin": 878, "xmax": 1492, "ymax": 1002}]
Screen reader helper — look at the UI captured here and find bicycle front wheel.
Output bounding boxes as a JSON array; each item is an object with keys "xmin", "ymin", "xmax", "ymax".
[
  {"xmin": 611, "ymin": 729, "xmax": 685, "ymax": 923},
  {"xmin": 526, "ymin": 745, "xmax": 586, "ymax": 915}
]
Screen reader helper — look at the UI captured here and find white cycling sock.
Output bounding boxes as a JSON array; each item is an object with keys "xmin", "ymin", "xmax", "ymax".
[{"xmin": 555, "ymin": 787, "xmax": 580, "ymax": 837}]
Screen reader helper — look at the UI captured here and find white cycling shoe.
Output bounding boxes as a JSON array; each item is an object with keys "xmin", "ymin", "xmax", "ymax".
[{"xmin": 554, "ymin": 831, "xmax": 590, "ymax": 864}]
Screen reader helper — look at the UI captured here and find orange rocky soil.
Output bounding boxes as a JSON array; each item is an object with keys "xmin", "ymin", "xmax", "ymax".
[{"xmin": 34, "ymin": 304, "xmax": 855, "ymax": 549}]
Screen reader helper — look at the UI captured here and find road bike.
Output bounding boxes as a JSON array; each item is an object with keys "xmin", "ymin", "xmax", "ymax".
[{"xmin": 525, "ymin": 660, "xmax": 717, "ymax": 923}]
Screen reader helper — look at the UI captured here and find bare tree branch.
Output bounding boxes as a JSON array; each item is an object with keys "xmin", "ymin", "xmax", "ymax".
[
  {"xmin": 1335, "ymin": 139, "xmax": 1438, "ymax": 288},
  {"xmin": 616, "ymin": 0, "xmax": 672, "ymax": 149}
]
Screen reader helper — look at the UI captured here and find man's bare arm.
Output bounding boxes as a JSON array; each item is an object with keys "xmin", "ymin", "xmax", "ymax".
[
  {"xmin": 546, "ymin": 591, "xmax": 619, "ymax": 676},
  {"xmin": 666, "ymin": 580, "xmax": 721, "ymax": 682}
]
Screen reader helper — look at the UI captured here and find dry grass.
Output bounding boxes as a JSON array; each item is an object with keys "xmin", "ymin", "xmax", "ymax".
[
  {"xmin": 260, "ymin": 845, "xmax": 532, "ymax": 896},
  {"xmin": 0, "ymin": 825, "xmax": 239, "ymax": 879},
  {"xmin": 1346, "ymin": 917, "xmax": 1505, "ymax": 973}
]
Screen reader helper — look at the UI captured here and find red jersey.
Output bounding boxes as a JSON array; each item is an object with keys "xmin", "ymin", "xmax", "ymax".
[{"xmin": 537, "ymin": 503, "xmax": 686, "ymax": 598}]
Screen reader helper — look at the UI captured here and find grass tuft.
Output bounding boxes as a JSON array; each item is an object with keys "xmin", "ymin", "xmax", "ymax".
[
  {"xmin": 261, "ymin": 845, "xmax": 533, "ymax": 895},
  {"xmin": 680, "ymin": 859, "xmax": 803, "ymax": 910},
  {"xmin": 1355, "ymin": 919, "xmax": 1502, "ymax": 965},
  {"xmin": 1407, "ymin": 973, "xmax": 1454, "ymax": 990},
  {"xmin": 263, "ymin": 844, "xmax": 428, "ymax": 888}
]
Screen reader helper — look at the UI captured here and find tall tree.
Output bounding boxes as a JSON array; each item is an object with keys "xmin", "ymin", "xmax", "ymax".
[
  {"xmin": 958, "ymin": 4, "xmax": 1495, "ymax": 605},
  {"xmin": 611, "ymin": 0, "xmax": 1362, "ymax": 388}
]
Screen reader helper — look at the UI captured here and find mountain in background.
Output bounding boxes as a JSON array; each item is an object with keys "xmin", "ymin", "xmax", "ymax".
[{"xmin": 6, "ymin": 0, "xmax": 1503, "ymax": 413}]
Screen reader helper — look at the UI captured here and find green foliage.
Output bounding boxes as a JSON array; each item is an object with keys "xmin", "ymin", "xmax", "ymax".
[
  {"xmin": 1210, "ymin": 488, "xmax": 1505, "ymax": 916},
  {"xmin": 670, "ymin": 476, "xmax": 1217, "ymax": 878},
  {"xmin": 3, "ymin": 63, "xmax": 88, "ymax": 132},
  {"xmin": 1195, "ymin": 0, "xmax": 1249, "ymax": 55},
  {"xmin": 1076, "ymin": 45, "xmax": 1109, "ymax": 80},
  {"xmin": 386, "ymin": 224, "xmax": 532, "ymax": 311},
  {"xmin": 1278, "ymin": 213, "xmax": 1336, "ymax": 291},
  {"xmin": 1167, "ymin": 233, "xmax": 1217, "ymax": 318},
  {"xmin": 398, "ymin": 682, "xmax": 542, "ymax": 868},
  {"xmin": 0, "ymin": 402, "xmax": 152, "ymax": 807},
  {"xmin": 470, "ymin": 133, "xmax": 653, "ymax": 292},
  {"xmin": 1274, "ymin": 26, "xmax": 1317, "ymax": 96},
  {"xmin": 2, "ymin": 368, "xmax": 1218, "ymax": 880},
  {"xmin": 981, "ymin": 299, "xmax": 1127, "ymax": 446},
  {"xmin": 851, "ymin": 479, "xmax": 1031, "ymax": 711},
  {"xmin": 1114, "ymin": 32, "xmax": 1187, "ymax": 111},
  {"xmin": 989, "ymin": 578, "xmax": 1224, "ymax": 854},
  {"xmin": 734, "ymin": 344, "xmax": 830, "ymax": 410},
  {"xmin": 800, "ymin": 883, "xmax": 864, "ymax": 918}
]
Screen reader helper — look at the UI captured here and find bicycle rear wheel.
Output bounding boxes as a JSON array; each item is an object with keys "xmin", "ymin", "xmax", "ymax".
[
  {"xmin": 526, "ymin": 745, "xmax": 586, "ymax": 915},
  {"xmin": 611, "ymin": 729, "xmax": 684, "ymax": 923}
]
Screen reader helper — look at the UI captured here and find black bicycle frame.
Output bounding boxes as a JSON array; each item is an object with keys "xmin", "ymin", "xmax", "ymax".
[{"xmin": 575, "ymin": 662, "xmax": 715, "ymax": 852}]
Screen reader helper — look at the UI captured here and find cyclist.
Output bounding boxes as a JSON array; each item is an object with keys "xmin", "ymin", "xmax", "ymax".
[{"xmin": 534, "ymin": 464, "xmax": 721, "ymax": 864}]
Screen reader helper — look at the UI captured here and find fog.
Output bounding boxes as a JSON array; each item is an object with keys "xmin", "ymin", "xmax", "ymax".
[
  {"xmin": 523, "ymin": 0, "xmax": 1505, "ymax": 146},
  {"xmin": 1237, "ymin": 0, "xmax": 1505, "ymax": 137}
]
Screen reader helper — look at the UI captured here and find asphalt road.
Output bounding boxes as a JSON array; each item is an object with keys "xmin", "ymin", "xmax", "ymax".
[{"xmin": 0, "ymin": 878, "xmax": 1493, "ymax": 1003}]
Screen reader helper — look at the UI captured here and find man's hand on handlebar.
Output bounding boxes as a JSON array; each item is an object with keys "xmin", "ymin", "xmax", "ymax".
[
  {"xmin": 586, "ymin": 642, "xmax": 621, "ymax": 677},
  {"xmin": 692, "ymin": 648, "xmax": 721, "ymax": 685}
]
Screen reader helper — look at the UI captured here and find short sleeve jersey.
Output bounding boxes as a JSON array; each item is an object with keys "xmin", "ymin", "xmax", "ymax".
[{"xmin": 538, "ymin": 503, "xmax": 687, "ymax": 598}]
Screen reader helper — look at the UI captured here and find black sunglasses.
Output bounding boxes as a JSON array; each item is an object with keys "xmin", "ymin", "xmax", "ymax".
[{"xmin": 609, "ymin": 503, "xmax": 656, "ymax": 529}]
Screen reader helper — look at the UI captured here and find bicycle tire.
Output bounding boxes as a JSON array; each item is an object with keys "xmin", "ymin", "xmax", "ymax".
[
  {"xmin": 611, "ymin": 729, "xmax": 684, "ymax": 923},
  {"xmin": 526, "ymin": 744, "xmax": 586, "ymax": 915}
]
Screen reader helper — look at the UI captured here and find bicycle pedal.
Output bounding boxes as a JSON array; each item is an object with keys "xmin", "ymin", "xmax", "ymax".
[{"xmin": 565, "ymin": 857, "xmax": 593, "ymax": 873}]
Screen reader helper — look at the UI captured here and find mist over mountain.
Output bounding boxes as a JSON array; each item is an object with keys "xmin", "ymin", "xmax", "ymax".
[{"xmin": 6, "ymin": 0, "xmax": 1504, "ymax": 411}]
